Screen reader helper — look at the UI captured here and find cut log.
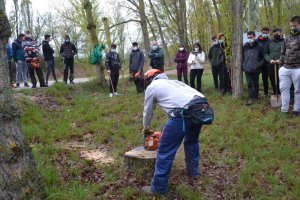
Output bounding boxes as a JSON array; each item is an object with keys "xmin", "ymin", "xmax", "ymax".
[{"xmin": 124, "ymin": 146, "xmax": 157, "ymax": 178}]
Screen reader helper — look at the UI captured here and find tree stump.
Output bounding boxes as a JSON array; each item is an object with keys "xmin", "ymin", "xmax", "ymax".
[{"xmin": 124, "ymin": 146, "xmax": 157, "ymax": 178}]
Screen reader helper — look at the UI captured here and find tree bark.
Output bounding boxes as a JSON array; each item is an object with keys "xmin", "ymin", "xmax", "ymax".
[
  {"xmin": 230, "ymin": 0, "xmax": 243, "ymax": 98},
  {"xmin": 204, "ymin": 0, "xmax": 214, "ymax": 43},
  {"xmin": 212, "ymin": 0, "xmax": 222, "ymax": 32},
  {"xmin": 177, "ymin": 0, "xmax": 188, "ymax": 48},
  {"xmin": 148, "ymin": 0, "xmax": 171, "ymax": 65},
  {"xmin": 0, "ymin": 2, "xmax": 44, "ymax": 199},
  {"xmin": 83, "ymin": 0, "xmax": 106, "ymax": 87},
  {"xmin": 137, "ymin": 0, "xmax": 150, "ymax": 66},
  {"xmin": 13, "ymin": 0, "xmax": 19, "ymax": 36}
]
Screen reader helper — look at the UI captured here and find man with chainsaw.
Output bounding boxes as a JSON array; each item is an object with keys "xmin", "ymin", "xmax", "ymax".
[
  {"xmin": 278, "ymin": 16, "xmax": 300, "ymax": 117},
  {"xmin": 141, "ymin": 69, "xmax": 213, "ymax": 195},
  {"xmin": 23, "ymin": 30, "xmax": 47, "ymax": 88}
]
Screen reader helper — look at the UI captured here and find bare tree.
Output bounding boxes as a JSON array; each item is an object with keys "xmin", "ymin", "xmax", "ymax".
[
  {"xmin": 0, "ymin": 1, "xmax": 44, "ymax": 199},
  {"xmin": 204, "ymin": 0, "xmax": 214, "ymax": 42},
  {"xmin": 230, "ymin": 0, "xmax": 243, "ymax": 98},
  {"xmin": 148, "ymin": 0, "xmax": 171, "ymax": 65},
  {"xmin": 83, "ymin": 0, "xmax": 106, "ymax": 86},
  {"xmin": 212, "ymin": 0, "xmax": 222, "ymax": 32}
]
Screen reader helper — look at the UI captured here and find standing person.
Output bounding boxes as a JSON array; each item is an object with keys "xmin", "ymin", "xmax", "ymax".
[
  {"xmin": 23, "ymin": 30, "xmax": 47, "ymax": 88},
  {"xmin": 174, "ymin": 44, "xmax": 189, "ymax": 84},
  {"xmin": 242, "ymin": 31, "xmax": 265, "ymax": 105},
  {"xmin": 149, "ymin": 41, "xmax": 164, "ymax": 72},
  {"xmin": 141, "ymin": 69, "xmax": 208, "ymax": 195},
  {"xmin": 129, "ymin": 42, "xmax": 145, "ymax": 93},
  {"xmin": 7, "ymin": 41, "xmax": 16, "ymax": 88},
  {"xmin": 256, "ymin": 27, "xmax": 271, "ymax": 96},
  {"xmin": 12, "ymin": 33, "xmax": 29, "ymax": 88},
  {"xmin": 60, "ymin": 35, "xmax": 77, "ymax": 84},
  {"xmin": 42, "ymin": 34, "xmax": 57, "ymax": 85},
  {"xmin": 208, "ymin": 34, "xmax": 227, "ymax": 94},
  {"xmin": 188, "ymin": 42, "xmax": 206, "ymax": 92},
  {"xmin": 278, "ymin": 16, "xmax": 300, "ymax": 117},
  {"xmin": 265, "ymin": 28, "xmax": 284, "ymax": 95},
  {"xmin": 105, "ymin": 44, "xmax": 122, "ymax": 98}
]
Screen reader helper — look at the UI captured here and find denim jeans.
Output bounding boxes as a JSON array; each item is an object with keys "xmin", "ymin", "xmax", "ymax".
[
  {"xmin": 151, "ymin": 117, "xmax": 202, "ymax": 194},
  {"xmin": 16, "ymin": 60, "xmax": 28, "ymax": 84}
]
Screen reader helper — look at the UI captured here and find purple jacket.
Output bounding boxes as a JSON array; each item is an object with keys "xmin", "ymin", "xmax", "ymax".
[{"xmin": 175, "ymin": 50, "xmax": 189, "ymax": 69}]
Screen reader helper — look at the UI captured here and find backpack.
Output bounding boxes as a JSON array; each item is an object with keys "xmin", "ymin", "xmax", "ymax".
[{"xmin": 89, "ymin": 44, "xmax": 105, "ymax": 65}]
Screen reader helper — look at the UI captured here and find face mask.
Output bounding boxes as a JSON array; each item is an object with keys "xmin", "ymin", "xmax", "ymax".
[
  {"xmin": 26, "ymin": 34, "xmax": 31, "ymax": 38},
  {"xmin": 219, "ymin": 39, "xmax": 224, "ymax": 44},
  {"xmin": 274, "ymin": 34, "xmax": 281, "ymax": 40},
  {"xmin": 111, "ymin": 49, "xmax": 116, "ymax": 53},
  {"xmin": 65, "ymin": 40, "xmax": 70, "ymax": 43},
  {"xmin": 133, "ymin": 47, "xmax": 138, "ymax": 51},
  {"xmin": 262, "ymin": 34, "xmax": 268, "ymax": 38},
  {"xmin": 248, "ymin": 39, "xmax": 254, "ymax": 43},
  {"xmin": 179, "ymin": 47, "xmax": 184, "ymax": 51},
  {"xmin": 213, "ymin": 41, "xmax": 218, "ymax": 45},
  {"xmin": 152, "ymin": 46, "xmax": 158, "ymax": 50},
  {"xmin": 194, "ymin": 48, "xmax": 199, "ymax": 52},
  {"xmin": 291, "ymin": 26, "xmax": 300, "ymax": 34}
]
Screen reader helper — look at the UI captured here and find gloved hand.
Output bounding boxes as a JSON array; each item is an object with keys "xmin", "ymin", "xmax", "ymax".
[{"xmin": 142, "ymin": 127, "xmax": 152, "ymax": 135}]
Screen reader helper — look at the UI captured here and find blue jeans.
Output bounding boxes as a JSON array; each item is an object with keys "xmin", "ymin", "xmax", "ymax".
[
  {"xmin": 16, "ymin": 60, "xmax": 28, "ymax": 84},
  {"xmin": 151, "ymin": 117, "xmax": 202, "ymax": 194}
]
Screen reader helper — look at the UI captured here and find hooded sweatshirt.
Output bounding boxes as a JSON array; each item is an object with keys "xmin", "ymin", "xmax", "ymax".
[{"xmin": 143, "ymin": 74, "xmax": 205, "ymax": 127}]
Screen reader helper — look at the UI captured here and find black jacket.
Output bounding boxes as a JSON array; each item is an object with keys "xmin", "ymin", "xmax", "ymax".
[
  {"xmin": 105, "ymin": 51, "xmax": 121, "ymax": 70},
  {"xmin": 208, "ymin": 44, "xmax": 225, "ymax": 67},
  {"xmin": 129, "ymin": 49, "xmax": 144, "ymax": 72},
  {"xmin": 42, "ymin": 40, "xmax": 54, "ymax": 61},
  {"xmin": 242, "ymin": 41, "xmax": 264, "ymax": 73}
]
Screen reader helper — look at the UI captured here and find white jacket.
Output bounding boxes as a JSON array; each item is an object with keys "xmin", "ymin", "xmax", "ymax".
[
  {"xmin": 143, "ymin": 74, "xmax": 205, "ymax": 128},
  {"xmin": 187, "ymin": 51, "xmax": 206, "ymax": 69}
]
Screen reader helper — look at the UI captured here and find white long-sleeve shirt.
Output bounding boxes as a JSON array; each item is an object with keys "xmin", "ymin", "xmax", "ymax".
[
  {"xmin": 143, "ymin": 74, "xmax": 205, "ymax": 128},
  {"xmin": 187, "ymin": 51, "xmax": 206, "ymax": 69}
]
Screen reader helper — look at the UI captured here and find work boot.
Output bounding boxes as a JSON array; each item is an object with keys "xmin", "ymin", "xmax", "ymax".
[
  {"xmin": 24, "ymin": 82, "xmax": 29, "ymax": 87},
  {"xmin": 16, "ymin": 83, "xmax": 20, "ymax": 88},
  {"xmin": 141, "ymin": 186, "xmax": 154, "ymax": 195},
  {"xmin": 32, "ymin": 85, "xmax": 36, "ymax": 88},
  {"xmin": 246, "ymin": 99, "xmax": 253, "ymax": 106},
  {"xmin": 292, "ymin": 111, "xmax": 299, "ymax": 117}
]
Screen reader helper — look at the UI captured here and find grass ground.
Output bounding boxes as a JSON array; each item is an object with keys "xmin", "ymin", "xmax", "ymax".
[{"xmin": 14, "ymin": 72, "xmax": 300, "ymax": 200}]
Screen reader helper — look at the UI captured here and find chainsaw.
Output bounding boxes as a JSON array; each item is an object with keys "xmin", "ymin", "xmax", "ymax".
[{"xmin": 143, "ymin": 130, "xmax": 161, "ymax": 151}]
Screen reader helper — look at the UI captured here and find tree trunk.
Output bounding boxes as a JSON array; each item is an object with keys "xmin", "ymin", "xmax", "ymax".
[
  {"xmin": 102, "ymin": 17, "xmax": 111, "ymax": 47},
  {"xmin": 230, "ymin": 0, "xmax": 243, "ymax": 98},
  {"xmin": 204, "ymin": 0, "xmax": 214, "ymax": 42},
  {"xmin": 13, "ymin": 0, "xmax": 19, "ymax": 36},
  {"xmin": 148, "ymin": 0, "xmax": 171, "ymax": 65},
  {"xmin": 146, "ymin": 16, "xmax": 157, "ymax": 41},
  {"xmin": 212, "ymin": 0, "xmax": 222, "ymax": 32},
  {"xmin": 83, "ymin": 0, "xmax": 106, "ymax": 87},
  {"xmin": 138, "ymin": 0, "xmax": 151, "ymax": 66},
  {"xmin": 177, "ymin": 0, "xmax": 188, "ymax": 48},
  {"xmin": 0, "ymin": 3, "xmax": 44, "ymax": 199}
]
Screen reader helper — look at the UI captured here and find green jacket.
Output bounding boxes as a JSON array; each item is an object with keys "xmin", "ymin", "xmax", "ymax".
[
  {"xmin": 208, "ymin": 44, "xmax": 225, "ymax": 67},
  {"xmin": 149, "ymin": 47, "xmax": 164, "ymax": 68},
  {"xmin": 265, "ymin": 38, "xmax": 284, "ymax": 62}
]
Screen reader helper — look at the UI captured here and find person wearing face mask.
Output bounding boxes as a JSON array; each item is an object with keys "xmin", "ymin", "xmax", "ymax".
[
  {"xmin": 256, "ymin": 27, "xmax": 271, "ymax": 96},
  {"xmin": 42, "ymin": 34, "xmax": 57, "ymax": 85},
  {"xmin": 264, "ymin": 28, "xmax": 284, "ymax": 95},
  {"xmin": 278, "ymin": 16, "xmax": 300, "ymax": 117},
  {"xmin": 208, "ymin": 34, "xmax": 227, "ymax": 94},
  {"xmin": 174, "ymin": 44, "xmax": 189, "ymax": 84},
  {"xmin": 242, "ymin": 31, "xmax": 265, "ymax": 105},
  {"xmin": 22, "ymin": 30, "xmax": 47, "ymax": 88},
  {"xmin": 149, "ymin": 41, "xmax": 164, "ymax": 72},
  {"xmin": 105, "ymin": 44, "xmax": 122, "ymax": 98},
  {"xmin": 60, "ymin": 35, "xmax": 77, "ymax": 84},
  {"xmin": 129, "ymin": 42, "xmax": 145, "ymax": 93},
  {"xmin": 187, "ymin": 42, "xmax": 206, "ymax": 92}
]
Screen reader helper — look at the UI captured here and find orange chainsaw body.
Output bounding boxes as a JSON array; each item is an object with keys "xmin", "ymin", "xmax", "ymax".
[{"xmin": 144, "ymin": 132, "xmax": 161, "ymax": 151}]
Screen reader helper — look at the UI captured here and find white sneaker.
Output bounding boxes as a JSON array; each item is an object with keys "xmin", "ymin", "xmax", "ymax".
[
  {"xmin": 109, "ymin": 93, "xmax": 113, "ymax": 98},
  {"xmin": 114, "ymin": 92, "xmax": 119, "ymax": 96}
]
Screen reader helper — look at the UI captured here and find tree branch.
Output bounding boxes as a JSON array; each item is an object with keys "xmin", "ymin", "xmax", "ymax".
[{"xmin": 109, "ymin": 19, "xmax": 141, "ymax": 29}]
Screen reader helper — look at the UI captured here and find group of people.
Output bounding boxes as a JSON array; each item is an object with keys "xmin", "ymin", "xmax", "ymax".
[
  {"xmin": 6, "ymin": 31, "xmax": 78, "ymax": 88},
  {"xmin": 242, "ymin": 16, "xmax": 300, "ymax": 117}
]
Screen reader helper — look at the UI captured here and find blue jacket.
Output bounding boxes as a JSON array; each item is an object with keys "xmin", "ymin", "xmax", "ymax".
[
  {"xmin": 12, "ymin": 39, "xmax": 26, "ymax": 62},
  {"xmin": 6, "ymin": 43, "xmax": 13, "ymax": 60}
]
